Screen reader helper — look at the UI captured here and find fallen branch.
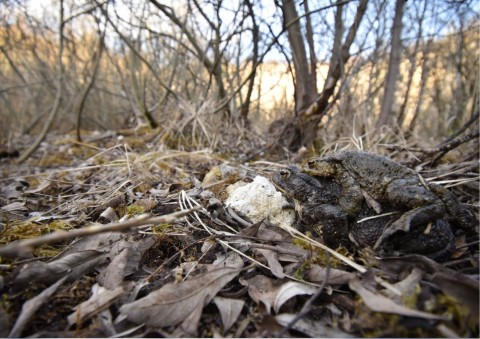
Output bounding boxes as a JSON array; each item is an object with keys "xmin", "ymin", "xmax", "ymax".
[{"xmin": 0, "ymin": 207, "xmax": 200, "ymax": 258}]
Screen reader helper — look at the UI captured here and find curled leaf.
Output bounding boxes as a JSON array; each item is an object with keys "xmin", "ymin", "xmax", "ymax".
[{"xmin": 119, "ymin": 266, "xmax": 242, "ymax": 327}]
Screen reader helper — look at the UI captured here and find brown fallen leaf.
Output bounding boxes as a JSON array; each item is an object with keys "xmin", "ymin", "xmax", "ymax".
[
  {"xmin": 431, "ymin": 271, "xmax": 479, "ymax": 321},
  {"xmin": 240, "ymin": 275, "xmax": 317, "ymax": 314},
  {"xmin": 379, "ymin": 255, "xmax": 479, "ymax": 320},
  {"xmin": 9, "ymin": 276, "xmax": 67, "ymax": 338},
  {"xmin": 97, "ymin": 235, "xmax": 156, "ymax": 289},
  {"xmin": 97, "ymin": 248, "xmax": 130, "ymax": 289},
  {"xmin": 305, "ymin": 264, "xmax": 355, "ymax": 285},
  {"xmin": 213, "ymin": 297, "xmax": 245, "ymax": 333},
  {"xmin": 349, "ymin": 277, "xmax": 444, "ymax": 320},
  {"xmin": 385, "ymin": 267, "xmax": 423, "ymax": 302},
  {"xmin": 14, "ymin": 250, "xmax": 107, "ymax": 287},
  {"xmin": 273, "ymin": 281, "xmax": 317, "ymax": 313},
  {"xmin": 60, "ymin": 231, "xmax": 124, "ymax": 255},
  {"xmin": 67, "ymin": 284, "xmax": 125, "ymax": 326},
  {"xmin": 0, "ymin": 201, "xmax": 27, "ymax": 213},
  {"xmin": 24, "ymin": 177, "xmax": 57, "ymax": 195},
  {"xmin": 275, "ymin": 313, "xmax": 353, "ymax": 338},
  {"xmin": 171, "ymin": 300, "xmax": 204, "ymax": 337},
  {"xmin": 119, "ymin": 265, "xmax": 242, "ymax": 327},
  {"xmin": 256, "ymin": 249, "xmax": 284, "ymax": 279}
]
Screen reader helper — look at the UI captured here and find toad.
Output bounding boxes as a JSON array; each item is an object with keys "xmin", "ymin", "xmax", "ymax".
[
  {"xmin": 273, "ymin": 163, "xmax": 462, "ymax": 260},
  {"xmin": 272, "ymin": 166, "xmax": 350, "ymax": 248},
  {"xmin": 303, "ymin": 150, "xmax": 477, "ymax": 250}
]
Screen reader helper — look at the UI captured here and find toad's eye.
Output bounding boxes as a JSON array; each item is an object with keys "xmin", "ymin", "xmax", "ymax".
[
  {"xmin": 279, "ymin": 169, "xmax": 290, "ymax": 178},
  {"xmin": 307, "ymin": 159, "xmax": 316, "ymax": 166}
]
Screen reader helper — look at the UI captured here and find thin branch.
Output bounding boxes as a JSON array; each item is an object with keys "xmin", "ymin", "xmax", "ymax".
[
  {"xmin": 17, "ymin": 0, "xmax": 65, "ymax": 163},
  {"xmin": 0, "ymin": 207, "xmax": 200, "ymax": 258}
]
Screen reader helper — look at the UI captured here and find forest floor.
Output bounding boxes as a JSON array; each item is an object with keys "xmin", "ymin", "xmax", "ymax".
[{"xmin": 0, "ymin": 127, "xmax": 478, "ymax": 338}]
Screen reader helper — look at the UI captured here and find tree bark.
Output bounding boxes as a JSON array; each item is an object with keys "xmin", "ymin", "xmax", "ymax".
[
  {"xmin": 407, "ymin": 39, "xmax": 432, "ymax": 137},
  {"xmin": 397, "ymin": 0, "xmax": 428, "ymax": 127},
  {"xmin": 76, "ymin": 26, "xmax": 106, "ymax": 141},
  {"xmin": 303, "ymin": 0, "xmax": 317, "ymax": 93},
  {"xmin": 299, "ymin": 0, "xmax": 368, "ymax": 147},
  {"xmin": 240, "ymin": 0, "xmax": 259, "ymax": 126},
  {"xmin": 281, "ymin": 0, "xmax": 316, "ymax": 112},
  {"xmin": 376, "ymin": 0, "xmax": 405, "ymax": 129},
  {"xmin": 17, "ymin": 0, "xmax": 65, "ymax": 163}
]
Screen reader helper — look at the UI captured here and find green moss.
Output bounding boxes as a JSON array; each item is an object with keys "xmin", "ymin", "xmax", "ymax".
[
  {"xmin": 354, "ymin": 298, "xmax": 427, "ymax": 337},
  {"xmin": 126, "ymin": 205, "xmax": 145, "ymax": 217},
  {"xmin": 292, "ymin": 233, "xmax": 350, "ymax": 269},
  {"xmin": 0, "ymin": 220, "xmax": 73, "ymax": 244},
  {"xmin": 33, "ymin": 245, "xmax": 63, "ymax": 258},
  {"xmin": 152, "ymin": 224, "xmax": 171, "ymax": 234},
  {"xmin": 293, "ymin": 260, "xmax": 309, "ymax": 281}
]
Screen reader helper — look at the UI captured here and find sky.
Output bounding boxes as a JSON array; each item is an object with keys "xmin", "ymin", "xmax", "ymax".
[{"xmin": 16, "ymin": 0, "xmax": 480, "ymax": 64}]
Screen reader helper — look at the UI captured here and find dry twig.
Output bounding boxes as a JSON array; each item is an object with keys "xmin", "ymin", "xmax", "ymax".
[{"xmin": 0, "ymin": 207, "xmax": 200, "ymax": 258}]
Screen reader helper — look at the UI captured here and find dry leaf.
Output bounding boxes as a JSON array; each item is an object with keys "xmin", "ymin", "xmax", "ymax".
[
  {"xmin": 256, "ymin": 249, "xmax": 284, "ymax": 279},
  {"xmin": 119, "ymin": 266, "xmax": 242, "ymax": 327},
  {"xmin": 379, "ymin": 255, "xmax": 479, "ymax": 319},
  {"xmin": 171, "ymin": 300, "xmax": 204, "ymax": 337},
  {"xmin": 240, "ymin": 275, "xmax": 278, "ymax": 313},
  {"xmin": 97, "ymin": 248, "xmax": 130, "ymax": 289},
  {"xmin": 61, "ymin": 231, "xmax": 124, "ymax": 256},
  {"xmin": 9, "ymin": 276, "xmax": 67, "ymax": 338},
  {"xmin": 14, "ymin": 250, "xmax": 107, "ymax": 287},
  {"xmin": 1, "ymin": 201, "xmax": 27, "ymax": 212},
  {"xmin": 273, "ymin": 281, "xmax": 317, "ymax": 313},
  {"xmin": 99, "ymin": 207, "xmax": 118, "ymax": 223},
  {"xmin": 386, "ymin": 267, "xmax": 423, "ymax": 301},
  {"xmin": 108, "ymin": 235, "xmax": 156, "ymax": 277},
  {"xmin": 68, "ymin": 284, "xmax": 125, "ymax": 325},
  {"xmin": 349, "ymin": 278, "xmax": 444, "ymax": 320},
  {"xmin": 431, "ymin": 271, "xmax": 479, "ymax": 320},
  {"xmin": 276, "ymin": 313, "xmax": 353, "ymax": 338},
  {"xmin": 306, "ymin": 264, "xmax": 355, "ymax": 285},
  {"xmin": 240, "ymin": 275, "xmax": 317, "ymax": 314},
  {"xmin": 213, "ymin": 297, "xmax": 245, "ymax": 333}
]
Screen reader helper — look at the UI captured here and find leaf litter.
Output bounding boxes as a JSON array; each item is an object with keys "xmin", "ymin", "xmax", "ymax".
[{"xmin": 0, "ymin": 131, "xmax": 478, "ymax": 337}]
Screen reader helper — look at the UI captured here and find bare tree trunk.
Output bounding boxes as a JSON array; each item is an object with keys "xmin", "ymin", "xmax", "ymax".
[
  {"xmin": 397, "ymin": 1, "xmax": 428, "ymax": 127},
  {"xmin": 303, "ymin": 0, "xmax": 317, "ymax": 93},
  {"xmin": 300, "ymin": 0, "xmax": 368, "ymax": 146},
  {"xmin": 450, "ymin": 15, "xmax": 468, "ymax": 132},
  {"xmin": 281, "ymin": 0, "xmax": 316, "ymax": 112},
  {"xmin": 240, "ymin": 0, "xmax": 259, "ymax": 126},
  {"xmin": 76, "ymin": 25, "xmax": 106, "ymax": 141},
  {"xmin": 407, "ymin": 40, "xmax": 432, "ymax": 137},
  {"xmin": 376, "ymin": 0, "xmax": 405, "ymax": 129},
  {"xmin": 17, "ymin": 0, "xmax": 64, "ymax": 163}
]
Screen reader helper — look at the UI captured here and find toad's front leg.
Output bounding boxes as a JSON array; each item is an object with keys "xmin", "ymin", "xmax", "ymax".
[{"xmin": 303, "ymin": 203, "xmax": 350, "ymax": 249}]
